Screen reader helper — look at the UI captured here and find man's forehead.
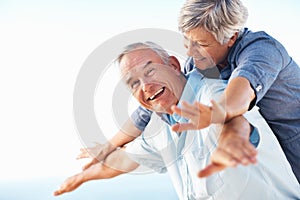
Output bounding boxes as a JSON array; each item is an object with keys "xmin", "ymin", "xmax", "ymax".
[
  {"xmin": 120, "ymin": 54, "xmax": 146, "ymax": 76},
  {"xmin": 120, "ymin": 49, "xmax": 160, "ymax": 74}
]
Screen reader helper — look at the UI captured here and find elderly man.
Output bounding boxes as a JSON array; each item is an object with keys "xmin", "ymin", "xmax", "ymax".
[{"xmin": 54, "ymin": 42, "xmax": 300, "ymax": 199}]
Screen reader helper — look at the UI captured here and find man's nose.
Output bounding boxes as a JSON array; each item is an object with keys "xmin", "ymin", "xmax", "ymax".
[{"xmin": 142, "ymin": 82, "xmax": 153, "ymax": 93}]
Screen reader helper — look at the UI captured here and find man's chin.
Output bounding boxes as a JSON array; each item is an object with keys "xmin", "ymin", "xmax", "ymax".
[{"xmin": 151, "ymin": 104, "xmax": 170, "ymax": 114}]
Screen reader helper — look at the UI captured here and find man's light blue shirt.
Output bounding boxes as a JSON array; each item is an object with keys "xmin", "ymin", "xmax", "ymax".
[{"xmin": 126, "ymin": 69, "xmax": 300, "ymax": 200}]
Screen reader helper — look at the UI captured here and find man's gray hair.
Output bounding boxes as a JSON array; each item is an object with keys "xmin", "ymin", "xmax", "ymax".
[
  {"xmin": 117, "ymin": 41, "xmax": 170, "ymax": 64},
  {"xmin": 178, "ymin": 0, "xmax": 248, "ymax": 44}
]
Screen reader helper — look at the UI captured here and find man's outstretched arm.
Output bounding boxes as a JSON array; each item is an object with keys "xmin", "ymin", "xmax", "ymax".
[
  {"xmin": 198, "ymin": 115, "xmax": 257, "ymax": 177},
  {"xmin": 77, "ymin": 118, "xmax": 142, "ymax": 170},
  {"xmin": 54, "ymin": 147, "xmax": 139, "ymax": 196}
]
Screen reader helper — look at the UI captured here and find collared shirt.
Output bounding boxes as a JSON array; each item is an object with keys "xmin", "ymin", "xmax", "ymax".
[{"xmin": 126, "ymin": 69, "xmax": 300, "ymax": 200}]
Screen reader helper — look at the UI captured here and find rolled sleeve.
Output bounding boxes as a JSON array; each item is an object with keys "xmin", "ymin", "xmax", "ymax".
[
  {"xmin": 230, "ymin": 39, "xmax": 283, "ymax": 104},
  {"xmin": 130, "ymin": 106, "xmax": 153, "ymax": 131}
]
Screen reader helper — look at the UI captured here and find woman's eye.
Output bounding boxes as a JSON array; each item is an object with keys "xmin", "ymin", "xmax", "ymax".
[{"xmin": 196, "ymin": 41, "xmax": 209, "ymax": 47}]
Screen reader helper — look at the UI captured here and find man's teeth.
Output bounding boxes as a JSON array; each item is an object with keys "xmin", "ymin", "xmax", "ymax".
[{"xmin": 149, "ymin": 88, "xmax": 164, "ymax": 100}]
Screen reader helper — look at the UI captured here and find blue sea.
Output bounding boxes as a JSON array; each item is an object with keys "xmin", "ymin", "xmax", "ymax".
[{"xmin": 0, "ymin": 174, "xmax": 178, "ymax": 200}]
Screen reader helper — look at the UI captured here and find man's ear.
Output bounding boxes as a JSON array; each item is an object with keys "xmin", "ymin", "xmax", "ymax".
[
  {"xmin": 168, "ymin": 56, "xmax": 181, "ymax": 72},
  {"xmin": 227, "ymin": 32, "xmax": 239, "ymax": 47}
]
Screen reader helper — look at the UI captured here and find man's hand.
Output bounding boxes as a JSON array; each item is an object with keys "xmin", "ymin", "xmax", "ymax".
[
  {"xmin": 76, "ymin": 142, "xmax": 104, "ymax": 159},
  {"xmin": 53, "ymin": 162, "xmax": 110, "ymax": 196},
  {"xmin": 171, "ymin": 100, "xmax": 226, "ymax": 132},
  {"xmin": 77, "ymin": 142, "xmax": 116, "ymax": 170},
  {"xmin": 53, "ymin": 162, "xmax": 105, "ymax": 196},
  {"xmin": 53, "ymin": 173, "xmax": 84, "ymax": 196},
  {"xmin": 198, "ymin": 116, "xmax": 257, "ymax": 177},
  {"xmin": 54, "ymin": 148, "xmax": 137, "ymax": 196}
]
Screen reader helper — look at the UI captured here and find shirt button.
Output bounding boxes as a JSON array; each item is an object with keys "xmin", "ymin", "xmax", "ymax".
[{"xmin": 256, "ymin": 85, "xmax": 262, "ymax": 92}]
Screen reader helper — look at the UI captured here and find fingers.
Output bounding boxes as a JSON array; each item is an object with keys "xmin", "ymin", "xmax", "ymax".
[
  {"xmin": 240, "ymin": 144, "xmax": 257, "ymax": 164},
  {"xmin": 53, "ymin": 188, "xmax": 64, "ymax": 196},
  {"xmin": 171, "ymin": 102, "xmax": 198, "ymax": 120},
  {"xmin": 181, "ymin": 101, "xmax": 199, "ymax": 116},
  {"xmin": 77, "ymin": 144, "xmax": 108, "ymax": 171},
  {"xmin": 171, "ymin": 123, "xmax": 196, "ymax": 132},
  {"xmin": 211, "ymin": 148, "xmax": 238, "ymax": 167},
  {"xmin": 221, "ymin": 140, "xmax": 257, "ymax": 165},
  {"xmin": 171, "ymin": 101, "xmax": 212, "ymax": 130},
  {"xmin": 198, "ymin": 163, "xmax": 226, "ymax": 178},
  {"xmin": 199, "ymin": 143, "xmax": 258, "ymax": 178},
  {"xmin": 53, "ymin": 175, "xmax": 83, "ymax": 196},
  {"xmin": 53, "ymin": 183, "xmax": 75, "ymax": 196},
  {"xmin": 194, "ymin": 101, "xmax": 211, "ymax": 113},
  {"xmin": 198, "ymin": 148, "xmax": 237, "ymax": 178},
  {"xmin": 76, "ymin": 143, "xmax": 105, "ymax": 160},
  {"xmin": 76, "ymin": 148, "xmax": 89, "ymax": 159},
  {"xmin": 53, "ymin": 182, "xmax": 71, "ymax": 196}
]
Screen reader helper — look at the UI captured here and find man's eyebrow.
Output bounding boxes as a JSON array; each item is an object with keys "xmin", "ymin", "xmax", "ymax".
[
  {"xmin": 143, "ymin": 61, "xmax": 152, "ymax": 69},
  {"xmin": 125, "ymin": 61, "xmax": 152, "ymax": 85}
]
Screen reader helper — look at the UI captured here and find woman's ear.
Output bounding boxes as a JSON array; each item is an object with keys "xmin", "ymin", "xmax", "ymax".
[
  {"xmin": 228, "ymin": 32, "xmax": 239, "ymax": 47},
  {"xmin": 168, "ymin": 56, "xmax": 181, "ymax": 72}
]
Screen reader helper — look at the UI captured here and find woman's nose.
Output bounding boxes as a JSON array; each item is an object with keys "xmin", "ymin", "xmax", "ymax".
[{"xmin": 186, "ymin": 40, "xmax": 197, "ymax": 57}]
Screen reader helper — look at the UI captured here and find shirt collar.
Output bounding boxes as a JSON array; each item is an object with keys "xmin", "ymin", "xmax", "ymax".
[
  {"xmin": 170, "ymin": 68, "xmax": 205, "ymax": 123},
  {"xmin": 220, "ymin": 28, "xmax": 249, "ymax": 80}
]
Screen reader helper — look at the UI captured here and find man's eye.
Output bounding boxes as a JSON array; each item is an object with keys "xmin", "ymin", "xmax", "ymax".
[
  {"xmin": 131, "ymin": 80, "xmax": 140, "ymax": 89},
  {"xmin": 146, "ymin": 68, "xmax": 155, "ymax": 76}
]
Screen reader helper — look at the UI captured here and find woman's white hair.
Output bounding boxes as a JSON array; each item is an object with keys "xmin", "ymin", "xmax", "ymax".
[{"xmin": 178, "ymin": 0, "xmax": 248, "ymax": 44}]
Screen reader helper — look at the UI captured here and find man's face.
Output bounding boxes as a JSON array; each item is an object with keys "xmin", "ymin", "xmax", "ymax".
[
  {"xmin": 120, "ymin": 48, "xmax": 184, "ymax": 114},
  {"xmin": 184, "ymin": 27, "xmax": 235, "ymax": 70}
]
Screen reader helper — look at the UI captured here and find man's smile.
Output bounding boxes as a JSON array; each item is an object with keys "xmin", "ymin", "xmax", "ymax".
[{"xmin": 147, "ymin": 87, "xmax": 165, "ymax": 101}]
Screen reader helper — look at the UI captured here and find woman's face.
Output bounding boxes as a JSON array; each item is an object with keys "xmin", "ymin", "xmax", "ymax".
[{"xmin": 184, "ymin": 27, "xmax": 236, "ymax": 70}]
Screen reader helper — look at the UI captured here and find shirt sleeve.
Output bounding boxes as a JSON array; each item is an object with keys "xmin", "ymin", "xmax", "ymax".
[
  {"xmin": 242, "ymin": 106, "xmax": 272, "ymax": 148},
  {"xmin": 126, "ymin": 135, "xmax": 167, "ymax": 174},
  {"xmin": 130, "ymin": 106, "xmax": 153, "ymax": 131},
  {"xmin": 230, "ymin": 38, "xmax": 283, "ymax": 104}
]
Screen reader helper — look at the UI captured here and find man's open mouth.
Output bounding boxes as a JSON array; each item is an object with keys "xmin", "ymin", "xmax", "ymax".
[{"xmin": 148, "ymin": 87, "xmax": 165, "ymax": 101}]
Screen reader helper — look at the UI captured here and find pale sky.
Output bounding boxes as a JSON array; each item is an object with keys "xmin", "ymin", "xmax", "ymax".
[{"xmin": 0, "ymin": 0, "xmax": 299, "ymax": 180}]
